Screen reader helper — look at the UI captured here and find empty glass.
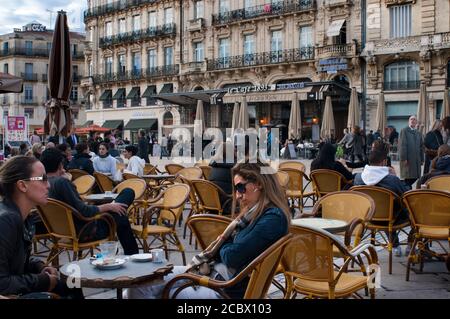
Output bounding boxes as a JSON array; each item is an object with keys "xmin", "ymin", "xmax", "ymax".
[{"xmin": 99, "ymin": 241, "xmax": 118, "ymax": 262}]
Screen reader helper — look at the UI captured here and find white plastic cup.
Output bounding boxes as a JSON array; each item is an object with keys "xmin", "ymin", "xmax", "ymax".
[
  {"xmin": 151, "ymin": 248, "xmax": 164, "ymax": 263},
  {"xmin": 99, "ymin": 241, "xmax": 118, "ymax": 262}
]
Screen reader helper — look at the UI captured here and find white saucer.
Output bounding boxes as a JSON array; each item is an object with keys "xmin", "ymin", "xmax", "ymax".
[
  {"xmin": 92, "ymin": 258, "xmax": 127, "ymax": 270},
  {"xmin": 130, "ymin": 253, "xmax": 153, "ymax": 262}
]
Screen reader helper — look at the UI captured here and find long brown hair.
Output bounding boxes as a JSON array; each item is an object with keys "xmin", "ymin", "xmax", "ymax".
[
  {"xmin": 0, "ymin": 156, "xmax": 39, "ymax": 200},
  {"xmin": 231, "ymin": 162, "xmax": 291, "ymax": 224}
]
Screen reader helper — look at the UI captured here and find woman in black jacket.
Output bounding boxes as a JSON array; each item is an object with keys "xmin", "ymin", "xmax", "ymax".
[
  {"xmin": 311, "ymin": 142, "xmax": 354, "ymax": 182},
  {"xmin": 67, "ymin": 143, "xmax": 94, "ymax": 175},
  {"xmin": 0, "ymin": 156, "xmax": 82, "ymax": 298}
]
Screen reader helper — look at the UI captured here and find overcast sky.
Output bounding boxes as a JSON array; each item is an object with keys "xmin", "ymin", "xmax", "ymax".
[{"xmin": 0, "ymin": 0, "xmax": 87, "ymax": 34}]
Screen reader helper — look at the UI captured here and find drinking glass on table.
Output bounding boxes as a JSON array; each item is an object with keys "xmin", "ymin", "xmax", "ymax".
[{"xmin": 99, "ymin": 241, "xmax": 118, "ymax": 262}]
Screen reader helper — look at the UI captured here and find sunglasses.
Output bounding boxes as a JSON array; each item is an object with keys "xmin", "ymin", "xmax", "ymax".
[
  {"xmin": 234, "ymin": 182, "xmax": 250, "ymax": 194},
  {"xmin": 22, "ymin": 175, "xmax": 48, "ymax": 182}
]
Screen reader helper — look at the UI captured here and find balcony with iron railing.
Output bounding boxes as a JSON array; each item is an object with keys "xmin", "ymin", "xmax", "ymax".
[
  {"xmin": 316, "ymin": 42, "xmax": 357, "ymax": 59},
  {"xmin": 384, "ymin": 80, "xmax": 420, "ymax": 91},
  {"xmin": 0, "ymin": 47, "xmax": 84, "ymax": 60},
  {"xmin": 206, "ymin": 47, "xmax": 314, "ymax": 71},
  {"xmin": 20, "ymin": 97, "xmax": 40, "ymax": 105},
  {"xmin": 93, "ymin": 65, "xmax": 179, "ymax": 84},
  {"xmin": 73, "ymin": 74, "xmax": 80, "ymax": 83},
  {"xmin": 21, "ymin": 73, "xmax": 38, "ymax": 81},
  {"xmin": 84, "ymin": 0, "xmax": 159, "ymax": 21},
  {"xmin": 212, "ymin": 0, "xmax": 315, "ymax": 26},
  {"xmin": 99, "ymin": 24, "xmax": 176, "ymax": 48},
  {"xmin": 42, "ymin": 74, "xmax": 48, "ymax": 82}
]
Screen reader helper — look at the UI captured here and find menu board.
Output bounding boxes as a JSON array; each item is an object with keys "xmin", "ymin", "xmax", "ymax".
[{"xmin": 6, "ymin": 116, "xmax": 27, "ymax": 142}]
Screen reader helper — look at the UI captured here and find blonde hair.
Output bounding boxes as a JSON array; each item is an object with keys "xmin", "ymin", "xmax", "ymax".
[{"xmin": 231, "ymin": 162, "xmax": 291, "ymax": 223}]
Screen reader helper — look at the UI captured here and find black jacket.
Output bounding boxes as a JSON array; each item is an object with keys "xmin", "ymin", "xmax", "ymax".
[
  {"xmin": 67, "ymin": 153, "xmax": 94, "ymax": 175},
  {"xmin": 0, "ymin": 200, "xmax": 49, "ymax": 295},
  {"xmin": 65, "ymin": 134, "xmax": 80, "ymax": 149},
  {"xmin": 137, "ymin": 137, "xmax": 149, "ymax": 163},
  {"xmin": 311, "ymin": 160, "xmax": 354, "ymax": 181},
  {"xmin": 208, "ymin": 162, "xmax": 234, "ymax": 194}
]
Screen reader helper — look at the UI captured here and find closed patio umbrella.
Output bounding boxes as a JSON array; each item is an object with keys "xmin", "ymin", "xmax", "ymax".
[
  {"xmin": 417, "ymin": 82, "xmax": 429, "ymax": 135},
  {"xmin": 194, "ymin": 99, "xmax": 205, "ymax": 139},
  {"xmin": 441, "ymin": 88, "xmax": 450, "ymax": 120},
  {"xmin": 0, "ymin": 73, "xmax": 23, "ymax": 93},
  {"xmin": 288, "ymin": 92, "xmax": 302, "ymax": 140},
  {"xmin": 320, "ymin": 96, "xmax": 335, "ymax": 140},
  {"xmin": 375, "ymin": 92, "xmax": 386, "ymax": 137},
  {"xmin": 230, "ymin": 101, "xmax": 240, "ymax": 136},
  {"xmin": 237, "ymin": 95, "xmax": 249, "ymax": 130},
  {"xmin": 44, "ymin": 11, "xmax": 73, "ymax": 138},
  {"xmin": 347, "ymin": 87, "xmax": 359, "ymax": 130}
]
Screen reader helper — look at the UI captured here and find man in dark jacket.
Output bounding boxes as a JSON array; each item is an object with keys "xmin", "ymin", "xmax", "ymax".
[
  {"xmin": 65, "ymin": 127, "xmax": 79, "ymax": 150},
  {"xmin": 137, "ymin": 129, "xmax": 149, "ymax": 163},
  {"xmin": 67, "ymin": 143, "xmax": 94, "ymax": 175},
  {"xmin": 41, "ymin": 148, "xmax": 139, "ymax": 255}
]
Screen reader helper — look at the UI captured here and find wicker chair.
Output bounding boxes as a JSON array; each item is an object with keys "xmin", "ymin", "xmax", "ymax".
[
  {"xmin": 280, "ymin": 168, "xmax": 315, "ymax": 214},
  {"xmin": 112, "ymin": 178, "xmax": 147, "ymax": 201},
  {"xmin": 144, "ymin": 163, "xmax": 161, "ymax": 175},
  {"xmin": 165, "ymin": 163, "xmax": 185, "ymax": 175},
  {"xmin": 190, "ymin": 179, "xmax": 232, "ymax": 216},
  {"xmin": 279, "ymin": 160, "xmax": 306, "ymax": 172},
  {"xmin": 72, "ymin": 175, "xmax": 96, "ymax": 198},
  {"xmin": 310, "ymin": 169, "xmax": 351, "ymax": 199},
  {"xmin": 187, "ymin": 214, "xmax": 232, "ymax": 250},
  {"xmin": 162, "ymin": 234, "xmax": 293, "ymax": 299},
  {"xmin": 122, "ymin": 172, "xmax": 140, "ymax": 180},
  {"xmin": 402, "ymin": 190, "xmax": 450, "ymax": 281},
  {"xmin": 425, "ymin": 175, "xmax": 450, "ymax": 192},
  {"xmin": 93, "ymin": 172, "xmax": 115, "ymax": 193},
  {"xmin": 176, "ymin": 167, "xmax": 203, "ymax": 181},
  {"xmin": 350, "ymin": 185, "xmax": 410, "ymax": 274},
  {"xmin": 67, "ymin": 169, "xmax": 88, "ymax": 181},
  {"xmin": 197, "ymin": 165, "xmax": 213, "ymax": 180},
  {"xmin": 131, "ymin": 184, "xmax": 190, "ymax": 264},
  {"xmin": 36, "ymin": 199, "xmax": 116, "ymax": 267},
  {"xmin": 283, "ymin": 225, "xmax": 379, "ymax": 299}
]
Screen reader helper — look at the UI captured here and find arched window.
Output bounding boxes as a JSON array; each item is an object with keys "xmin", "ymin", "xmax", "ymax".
[
  {"xmin": 163, "ymin": 112, "xmax": 173, "ymax": 125},
  {"xmin": 384, "ymin": 60, "xmax": 419, "ymax": 90},
  {"xmin": 333, "ymin": 75, "xmax": 350, "ymax": 87}
]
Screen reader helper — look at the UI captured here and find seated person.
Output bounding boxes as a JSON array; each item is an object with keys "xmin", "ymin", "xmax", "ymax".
[
  {"xmin": 125, "ymin": 161, "xmax": 290, "ymax": 299},
  {"xmin": 343, "ymin": 140, "xmax": 392, "ymax": 169},
  {"xmin": 353, "ymin": 143, "xmax": 411, "ymax": 256},
  {"xmin": 40, "ymin": 148, "xmax": 138, "ymax": 255},
  {"xmin": 122, "ymin": 145, "xmax": 145, "ymax": 177},
  {"xmin": 108, "ymin": 142, "xmax": 120, "ymax": 158},
  {"xmin": 67, "ymin": 143, "xmax": 94, "ymax": 175},
  {"xmin": 56, "ymin": 143, "xmax": 72, "ymax": 171},
  {"xmin": 311, "ymin": 142, "xmax": 353, "ymax": 182},
  {"xmin": 0, "ymin": 156, "xmax": 82, "ymax": 298},
  {"xmin": 93, "ymin": 142, "xmax": 119, "ymax": 180},
  {"xmin": 416, "ymin": 144, "xmax": 450, "ymax": 187}
]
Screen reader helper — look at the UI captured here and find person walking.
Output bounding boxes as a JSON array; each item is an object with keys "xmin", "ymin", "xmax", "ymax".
[
  {"xmin": 137, "ymin": 129, "xmax": 149, "ymax": 163},
  {"xmin": 398, "ymin": 115, "xmax": 424, "ymax": 187},
  {"xmin": 160, "ymin": 134, "xmax": 169, "ymax": 159}
]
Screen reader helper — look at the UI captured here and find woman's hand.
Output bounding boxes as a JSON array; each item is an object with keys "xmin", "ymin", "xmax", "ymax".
[{"xmin": 41, "ymin": 267, "xmax": 58, "ymax": 277}]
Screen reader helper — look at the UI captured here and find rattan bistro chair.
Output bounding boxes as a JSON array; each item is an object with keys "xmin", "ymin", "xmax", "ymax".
[
  {"xmin": 131, "ymin": 184, "xmax": 190, "ymax": 264},
  {"xmin": 402, "ymin": 190, "xmax": 450, "ymax": 281},
  {"xmin": 279, "ymin": 160, "xmax": 306, "ymax": 172},
  {"xmin": 187, "ymin": 214, "xmax": 232, "ymax": 250},
  {"xmin": 162, "ymin": 234, "xmax": 293, "ymax": 299},
  {"xmin": 283, "ymin": 225, "xmax": 378, "ymax": 299},
  {"xmin": 276, "ymin": 170, "xmax": 290, "ymax": 189},
  {"xmin": 36, "ymin": 199, "xmax": 116, "ymax": 267},
  {"xmin": 67, "ymin": 169, "xmax": 89, "ymax": 181},
  {"xmin": 176, "ymin": 167, "xmax": 203, "ymax": 181},
  {"xmin": 425, "ymin": 175, "xmax": 450, "ymax": 192},
  {"xmin": 93, "ymin": 172, "xmax": 115, "ymax": 193},
  {"xmin": 350, "ymin": 185, "xmax": 410, "ymax": 274},
  {"xmin": 165, "ymin": 163, "xmax": 185, "ymax": 175},
  {"xmin": 112, "ymin": 178, "xmax": 147, "ymax": 201},
  {"xmin": 191, "ymin": 179, "xmax": 232, "ymax": 216},
  {"xmin": 72, "ymin": 175, "xmax": 96, "ymax": 198},
  {"xmin": 280, "ymin": 168, "xmax": 315, "ymax": 214},
  {"xmin": 310, "ymin": 169, "xmax": 350, "ymax": 199}
]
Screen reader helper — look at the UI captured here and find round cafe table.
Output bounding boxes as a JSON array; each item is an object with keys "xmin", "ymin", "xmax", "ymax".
[
  {"xmin": 84, "ymin": 193, "xmax": 118, "ymax": 204},
  {"xmin": 291, "ymin": 218, "xmax": 348, "ymax": 234},
  {"xmin": 60, "ymin": 256, "xmax": 174, "ymax": 299}
]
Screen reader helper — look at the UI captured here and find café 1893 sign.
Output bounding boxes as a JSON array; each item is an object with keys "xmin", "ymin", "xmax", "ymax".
[
  {"xmin": 318, "ymin": 58, "xmax": 348, "ymax": 74},
  {"xmin": 226, "ymin": 82, "xmax": 306, "ymax": 94}
]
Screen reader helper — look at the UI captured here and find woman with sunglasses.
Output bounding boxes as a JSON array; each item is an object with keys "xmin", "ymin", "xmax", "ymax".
[
  {"xmin": 125, "ymin": 161, "xmax": 291, "ymax": 299},
  {"xmin": 0, "ymin": 156, "xmax": 82, "ymax": 298}
]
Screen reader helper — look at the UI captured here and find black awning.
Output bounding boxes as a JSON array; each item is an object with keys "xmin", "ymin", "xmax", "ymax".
[
  {"xmin": 99, "ymin": 90, "xmax": 112, "ymax": 101},
  {"xmin": 124, "ymin": 119, "xmax": 158, "ymax": 130},
  {"xmin": 153, "ymin": 89, "xmax": 225, "ymax": 106},
  {"xmin": 159, "ymin": 83, "xmax": 173, "ymax": 94},
  {"xmin": 112, "ymin": 88, "xmax": 126, "ymax": 100},
  {"xmin": 80, "ymin": 120, "xmax": 93, "ymax": 127},
  {"xmin": 142, "ymin": 85, "xmax": 157, "ymax": 98},
  {"xmin": 126, "ymin": 87, "xmax": 140, "ymax": 99},
  {"xmin": 102, "ymin": 120, "xmax": 124, "ymax": 129}
]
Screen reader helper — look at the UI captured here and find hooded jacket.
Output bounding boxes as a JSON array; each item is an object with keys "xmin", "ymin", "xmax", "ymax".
[
  {"xmin": 436, "ymin": 155, "xmax": 450, "ymax": 172},
  {"xmin": 124, "ymin": 155, "xmax": 145, "ymax": 177},
  {"xmin": 67, "ymin": 153, "xmax": 94, "ymax": 175},
  {"xmin": 354, "ymin": 165, "xmax": 410, "ymax": 196}
]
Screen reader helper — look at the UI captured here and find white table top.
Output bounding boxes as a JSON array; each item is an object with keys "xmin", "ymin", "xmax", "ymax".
[
  {"xmin": 291, "ymin": 218, "xmax": 348, "ymax": 233},
  {"xmin": 85, "ymin": 193, "xmax": 118, "ymax": 201}
]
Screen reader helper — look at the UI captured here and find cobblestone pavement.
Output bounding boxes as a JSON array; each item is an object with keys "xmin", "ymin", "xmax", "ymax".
[{"xmin": 37, "ymin": 157, "xmax": 449, "ymax": 299}]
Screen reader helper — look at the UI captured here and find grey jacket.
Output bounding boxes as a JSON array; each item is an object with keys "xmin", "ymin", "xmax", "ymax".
[
  {"xmin": 399, "ymin": 126, "xmax": 424, "ymax": 179},
  {"xmin": 0, "ymin": 200, "xmax": 49, "ymax": 295}
]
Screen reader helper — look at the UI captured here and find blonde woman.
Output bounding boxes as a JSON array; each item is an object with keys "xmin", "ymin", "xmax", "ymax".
[{"xmin": 125, "ymin": 161, "xmax": 291, "ymax": 299}]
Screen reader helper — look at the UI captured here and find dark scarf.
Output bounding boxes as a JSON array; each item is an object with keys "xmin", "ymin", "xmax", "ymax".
[{"xmin": 98, "ymin": 152, "xmax": 109, "ymax": 159}]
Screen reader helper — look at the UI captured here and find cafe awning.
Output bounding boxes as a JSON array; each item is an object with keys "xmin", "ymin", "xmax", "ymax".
[
  {"xmin": 124, "ymin": 118, "xmax": 158, "ymax": 130},
  {"xmin": 80, "ymin": 120, "xmax": 93, "ymax": 127},
  {"xmin": 112, "ymin": 88, "xmax": 126, "ymax": 100},
  {"xmin": 327, "ymin": 19, "xmax": 346, "ymax": 37},
  {"xmin": 142, "ymin": 85, "xmax": 157, "ymax": 98},
  {"xmin": 222, "ymin": 86, "xmax": 313, "ymax": 104},
  {"xmin": 160, "ymin": 83, "xmax": 173, "ymax": 94},
  {"xmin": 102, "ymin": 120, "xmax": 124, "ymax": 129},
  {"xmin": 153, "ymin": 89, "xmax": 225, "ymax": 106},
  {"xmin": 99, "ymin": 89, "xmax": 112, "ymax": 101},
  {"xmin": 126, "ymin": 87, "xmax": 140, "ymax": 99}
]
